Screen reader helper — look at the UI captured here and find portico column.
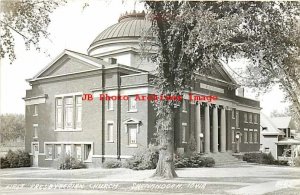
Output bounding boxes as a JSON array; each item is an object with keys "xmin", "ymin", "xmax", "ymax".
[
  {"xmin": 220, "ymin": 107, "xmax": 226, "ymax": 152},
  {"xmin": 196, "ymin": 102, "xmax": 201, "ymax": 153},
  {"xmin": 204, "ymin": 103, "xmax": 210, "ymax": 153},
  {"xmin": 212, "ymin": 104, "xmax": 218, "ymax": 153}
]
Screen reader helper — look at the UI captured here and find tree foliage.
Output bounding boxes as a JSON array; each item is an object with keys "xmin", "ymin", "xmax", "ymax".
[
  {"xmin": 143, "ymin": 1, "xmax": 300, "ymax": 178},
  {"xmin": 0, "ymin": 114, "xmax": 25, "ymax": 142},
  {"xmin": 0, "ymin": 0, "xmax": 65, "ymax": 63}
]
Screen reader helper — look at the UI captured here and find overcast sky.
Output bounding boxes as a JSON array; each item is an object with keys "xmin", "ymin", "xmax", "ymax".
[{"xmin": 0, "ymin": 0, "xmax": 289, "ymax": 116}]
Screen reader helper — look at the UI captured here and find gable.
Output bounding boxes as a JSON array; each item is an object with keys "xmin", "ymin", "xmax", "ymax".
[
  {"xmin": 33, "ymin": 50, "xmax": 105, "ymax": 79},
  {"xmin": 39, "ymin": 56, "xmax": 98, "ymax": 78},
  {"xmin": 209, "ymin": 63, "xmax": 237, "ymax": 84}
]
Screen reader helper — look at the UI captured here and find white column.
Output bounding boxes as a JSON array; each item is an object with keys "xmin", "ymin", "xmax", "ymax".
[
  {"xmin": 196, "ymin": 102, "xmax": 201, "ymax": 153},
  {"xmin": 204, "ymin": 103, "xmax": 210, "ymax": 153},
  {"xmin": 220, "ymin": 107, "xmax": 226, "ymax": 152},
  {"xmin": 212, "ymin": 105, "xmax": 218, "ymax": 153}
]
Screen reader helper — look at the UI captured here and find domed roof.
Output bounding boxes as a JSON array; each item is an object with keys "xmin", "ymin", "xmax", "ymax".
[{"xmin": 89, "ymin": 11, "xmax": 151, "ymax": 47}]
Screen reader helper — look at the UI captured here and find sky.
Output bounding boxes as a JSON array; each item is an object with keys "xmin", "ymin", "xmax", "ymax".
[{"xmin": 0, "ymin": 0, "xmax": 289, "ymax": 116}]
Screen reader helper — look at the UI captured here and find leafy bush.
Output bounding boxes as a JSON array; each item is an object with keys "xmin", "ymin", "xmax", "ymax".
[
  {"xmin": 59, "ymin": 155, "xmax": 87, "ymax": 170},
  {"xmin": 124, "ymin": 145, "xmax": 159, "ymax": 170},
  {"xmin": 174, "ymin": 153, "xmax": 215, "ymax": 168},
  {"xmin": 243, "ymin": 152, "xmax": 287, "ymax": 166},
  {"xmin": 0, "ymin": 157, "xmax": 10, "ymax": 168},
  {"xmin": 0, "ymin": 150, "xmax": 31, "ymax": 169},
  {"xmin": 102, "ymin": 159, "xmax": 122, "ymax": 169}
]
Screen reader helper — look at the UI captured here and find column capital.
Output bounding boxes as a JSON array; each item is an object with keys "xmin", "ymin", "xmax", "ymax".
[{"xmin": 212, "ymin": 104, "xmax": 219, "ymax": 108}]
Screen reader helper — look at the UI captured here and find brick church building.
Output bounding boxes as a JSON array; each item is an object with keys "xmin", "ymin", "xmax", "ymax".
[{"xmin": 24, "ymin": 11, "xmax": 261, "ymax": 167}]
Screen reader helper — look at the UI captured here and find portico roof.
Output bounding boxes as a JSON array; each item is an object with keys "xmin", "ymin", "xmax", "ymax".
[{"xmin": 277, "ymin": 138, "xmax": 300, "ymax": 145}]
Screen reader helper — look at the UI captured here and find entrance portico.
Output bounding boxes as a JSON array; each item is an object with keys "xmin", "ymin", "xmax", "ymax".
[{"xmin": 196, "ymin": 102, "xmax": 227, "ymax": 153}]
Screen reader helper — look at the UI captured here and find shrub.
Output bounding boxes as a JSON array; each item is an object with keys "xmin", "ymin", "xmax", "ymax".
[
  {"xmin": 0, "ymin": 157, "xmax": 10, "ymax": 168},
  {"xmin": 242, "ymin": 152, "xmax": 288, "ymax": 166},
  {"xmin": 294, "ymin": 156, "xmax": 300, "ymax": 167},
  {"xmin": 261, "ymin": 153, "xmax": 275, "ymax": 164},
  {"xmin": 59, "ymin": 155, "xmax": 87, "ymax": 170},
  {"xmin": 124, "ymin": 145, "xmax": 159, "ymax": 170},
  {"xmin": 1, "ymin": 150, "xmax": 31, "ymax": 169},
  {"xmin": 102, "ymin": 159, "xmax": 122, "ymax": 169},
  {"xmin": 243, "ymin": 153, "xmax": 261, "ymax": 163},
  {"xmin": 274, "ymin": 160, "xmax": 289, "ymax": 166},
  {"xmin": 174, "ymin": 153, "xmax": 215, "ymax": 168}
]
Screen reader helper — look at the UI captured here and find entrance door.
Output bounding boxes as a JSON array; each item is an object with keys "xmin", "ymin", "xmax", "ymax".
[{"xmin": 32, "ymin": 143, "xmax": 39, "ymax": 167}]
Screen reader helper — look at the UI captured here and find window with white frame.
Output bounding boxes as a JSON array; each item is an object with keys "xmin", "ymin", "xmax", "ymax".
[
  {"xmin": 55, "ymin": 95, "xmax": 82, "ymax": 130},
  {"xmin": 128, "ymin": 124, "xmax": 137, "ymax": 146},
  {"xmin": 54, "ymin": 145, "xmax": 61, "ymax": 159},
  {"xmin": 107, "ymin": 123, "xmax": 114, "ymax": 142},
  {"xmin": 249, "ymin": 130, "xmax": 253, "ymax": 143},
  {"xmin": 33, "ymin": 104, "xmax": 38, "ymax": 116},
  {"xmin": 45, "ymin": 144, "xmax": 53, "ymax": 159},
  {"xmin": 33, "ymin": 124, "xmax": 38, "ymax": 138},
  {"xmin": 182, "ymin": 123, "xmax": 187, "ymax": 143},
  {"xmin": 254, "ymin": 129, "xmax": 258, "ymax": 143},
  {"xmin": 107, "ymin": 99, "xmax": 114, "ymax": 111},
  {"xmin": 249, "ymin": 113, "xmax": 253, "ymax": 123},
  {"xmin": 244, "ymin": 129, "xmax": 248, "ymax": 143},
  {"xmin": 236, "ymin": 111, "xmax": 239, "ymax": 128},
  {"xmin": 75, "ymin": 144, "xmax": 82, "ymax": 160},
  {"xmin": 244, "ymin": 112, "xmax": 248, "ymax": 123},
  {"xmin": 128, "ymin": 96, "xmax": 137, "ymax": 111}
]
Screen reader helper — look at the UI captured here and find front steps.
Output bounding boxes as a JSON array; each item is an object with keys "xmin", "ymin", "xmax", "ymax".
[{"xmin": 203, "ymin": 152, "xmax": 248, "ymax": 167}]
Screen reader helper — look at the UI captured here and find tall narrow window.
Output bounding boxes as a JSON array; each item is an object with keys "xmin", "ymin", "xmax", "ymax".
[
  {"xmin": 232, "ymin": 129, "xmax": 235, "ymax": 143},
  {"xmin": 236, "ymin": 111, "xmax": 239, "ymax": 128},
  {"xmin": 128, "ymin": 96, "xmax": 137, "ymax": 111},
  {"xmin": 182, "ymin": 100, "xmax": 187, "ymax": 112},
  {"xmin": 75, "ymin": 96, "xmax": 82, "ymax": 129},
  {"xmin": 55, "ymin": 145, "xmax": 61, "ymax": 159},
  {"xmin": 244, "ymin": 129, "xmax": 248, "ymax": 143},
  {"xmin": 33, "ymin": 125, "xmax": 38, "ymax": 138},
  {"xmin": 56, "ymin": 98, "xmax": 63, "ymax": 129},
  {"xmin": 45, "ymin": 144, "xmax": 53, "ymax": 159},
  {"xmin": 64, "ymin": 97, "xmax": 73, "ymax": 129},
  {"xmin": 182, "ymin": 123, "xmax": 187, "ymax": 143},
  {"xmin": 107, "ymin": 123, "xmax": 114, "ymax": 142},
  {"xmin": 33, "ymin": 105, "xmax": 38, "ymax": 116},
  {"xmin": 249, "ymin": 130, "xmax": 253, "ymax": 143},
  {"xmin": 253, "ymin": 114, "xmax": 258, "ymax": 124},
  {"xmin": 249, "ymin": 113, "xmax": 253, "ymax": 123},
  {"xmin": 65, "ymin": 144, "xmax": 72, "ymax": 156},
  {"xmin": 254, "ymin": 129, "xmax": 258, "ymax": 143},
  {"xmin": 128, "ymin": 124, "xmax": 137, "ymax": 146},
  {"xmin": 75, "ymin": 145, "xmax": 82, "ymax": 160},
  {"xmin": 107, "ymin": 99, "xmax": 113, "ymax": 111},
  {"xmin": 232, "ymin": 109, "xmax": 235, "ymax": 119},
  {"xmin": 244, "ymin": 113, "xmax": 248, "ymax": 123},
  {"xmin": 84, "ymin": 144, "xmax": 92, "ymax": 161}
]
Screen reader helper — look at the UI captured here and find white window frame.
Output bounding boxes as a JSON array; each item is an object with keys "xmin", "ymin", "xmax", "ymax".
[
  {"xmin": 182, "ymin": 123, "xmax": 187, "ymax": 143},
  {"xmin": 253, "ymin": 114, "xmax": 258, "ymax": 124},
  {"xmin": 54, "ymin": 144, "xmax": 62, "ymax": 159},
  {"xmin": 232, "ymin": 127, "xmax": 235, "ymax": 143},
  {"xmin": 244, "ymin": 112, "xmax": 248, "ymax": 123},
  {"xmin": 249, "ymin": 113, "xmax": 253, "ymax": 123},
  {"xmin": 232, "ymin": 109, "xmax": 235, "ymax": 119},
  {"xmin": 249, "ymin": 129, "xmax": 253, "ymax": 143},
  {"xmin": 107, "ymin": 121, "xmax": 114, "ymax": 143},
  {"xmin": 182, "ymin": 100, "xmax": 187, "ymax": 113},
  {"xmin": 236, "ymin": 111, "xmax": 240, "ymax": 129},
  {"xmin": 254, "ymin": 129, "xmax": 258, "ymax": 143}
]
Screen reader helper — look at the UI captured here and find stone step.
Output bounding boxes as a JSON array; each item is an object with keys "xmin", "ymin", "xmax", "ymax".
[{"xmin": 203, "ymin": 152, "xmax": 246, "ymax": 167}]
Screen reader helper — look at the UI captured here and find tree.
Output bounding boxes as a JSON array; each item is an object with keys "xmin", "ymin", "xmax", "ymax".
[
  {"xmin": 0, "ymin": 0, "xmax": 65, "ymax": 63},
  {"xmin": 143, "ymin": 1, "xmax": 300, "ymax": 178},
  {"xmin": 0, "ymin": 114, "xmax": 25, "ymax": 143}
]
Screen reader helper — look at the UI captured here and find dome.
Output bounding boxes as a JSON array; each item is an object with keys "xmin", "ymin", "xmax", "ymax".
[{"xmin": 88, "ymin": 11, "xmax": 151, "ymax": 55}]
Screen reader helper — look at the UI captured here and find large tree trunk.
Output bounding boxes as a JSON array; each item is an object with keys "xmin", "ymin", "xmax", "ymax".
[{"xmin": 152, "ymin": 108, "xmax": 178, "ymax": 179}]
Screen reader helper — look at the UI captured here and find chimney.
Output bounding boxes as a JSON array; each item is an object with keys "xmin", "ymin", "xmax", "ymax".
[{"xmin": 108, "ymin": 58, "xmax": 117, "ymax": 64}]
